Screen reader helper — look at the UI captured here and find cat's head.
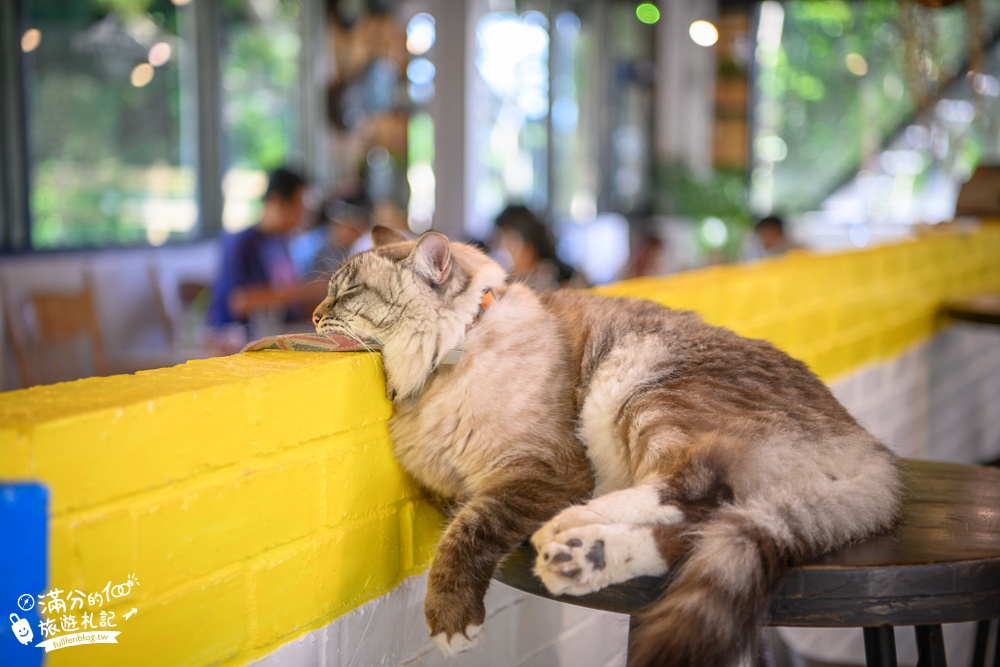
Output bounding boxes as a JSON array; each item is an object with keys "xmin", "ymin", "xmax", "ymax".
[{"xmin": 312, "ymin": 226, "xmax": 507, "ymax": 401}]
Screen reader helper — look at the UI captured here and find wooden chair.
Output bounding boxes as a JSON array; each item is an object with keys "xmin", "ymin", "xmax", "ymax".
[
  {"xmin": 2, "ymin": 272, "xmax": 110, "ymax": 388},
  {"xmin": 145, "ymin": 262, "xmax": 212, "ymax": 354},
  {"xmin": 496, "ymin": 459, "xmax": 1000, "ymax": 667}
]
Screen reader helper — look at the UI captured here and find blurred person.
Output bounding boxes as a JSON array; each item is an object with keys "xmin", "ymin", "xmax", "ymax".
[
  {"xmin": 206, "ymin": 166, "xmax": 327, "ymax": 348},
  {"xmin": 296, "ymin": 193, "xmax": 375, "ymax": 279},
  {"xmin": 743, "ymin": 214, "xmax": 797, "ymax": 261},
  {"xmin": 625, "ymin": 227, "xmax": 666, "ymax": 279},
  {"xmin": 492, "ymin": 204, "xmax": 582, "ymax": 291}
]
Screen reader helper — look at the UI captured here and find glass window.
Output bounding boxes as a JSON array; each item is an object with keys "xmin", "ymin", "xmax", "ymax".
[
  {"xmin": 219, "ymin": 0, "xmax": 303, "ymax": 232},
  {"xmin": 750, "ymin": 1, "xmax": 972, "ymax": 216},
  {"xmin": 550, "ymin": 9, "xmax": 590, "ymax": 222},
  {"xmin": 406, "ymin": 11, "xmax": 436, "ymax": 234},
  {"xmin": 605, "ymin": 3, "xmax": 654, "ymax": 216},
  {"xmin": 468, "ymin": 6, "xmax": 551, "ymax": 240},
  {"xmin": 22, "ymin": 0, "xmax": 197, "ymax": 248}
]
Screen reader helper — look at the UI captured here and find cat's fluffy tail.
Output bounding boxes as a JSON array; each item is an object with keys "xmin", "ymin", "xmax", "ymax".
[
  {"xmin": 628, "ymin": 443, "xmax": 902, "ymax": 667},
  {"xmin": 629, "ymin": 509, "xmax": 791, "ymax": 667},
  {"xmin": 627, "ymin": 502, "xmax": 823, "ymax": 667}
]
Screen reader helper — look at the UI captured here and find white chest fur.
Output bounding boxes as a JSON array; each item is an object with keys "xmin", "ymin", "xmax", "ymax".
[{"xmin": 386, "ymin": 289, "xmax": 573, "ymax": 501}]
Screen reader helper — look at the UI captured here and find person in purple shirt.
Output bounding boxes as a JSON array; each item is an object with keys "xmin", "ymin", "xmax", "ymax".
[{"xmin": 207, "ymin": 167, "xmax": 327, "ymax": 343}]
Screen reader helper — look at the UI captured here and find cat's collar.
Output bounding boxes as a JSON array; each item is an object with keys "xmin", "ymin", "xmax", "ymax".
[
  {"xmin": 471, "ymin": 288, "xmax": 498, "ymax": 327},
  {"xmin": 441, "ymin": 288, "xmax": 499, "ymax": 366}
]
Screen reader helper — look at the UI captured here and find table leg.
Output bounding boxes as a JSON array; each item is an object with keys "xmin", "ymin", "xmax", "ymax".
[
  {"xmin": 993, "ymin": 620, "xmax": 1000, "ymax": 667},
  {"xmin": 914, "ymin": 624, "xmax": 947, "ymax": 667},
  {"xmin": 863, "ymin": 626, "xmax": 898, "ymax": 667},
  {"xmin": 626, "ymin": 615, "xmax": 638, "ymax": 663},
  {"xmin": 972, "ymin": 620, "xmax": 989, "ymax": 667}
]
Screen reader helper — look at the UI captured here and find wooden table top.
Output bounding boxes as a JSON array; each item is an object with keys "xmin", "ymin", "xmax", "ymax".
[
  {"xmin": 943, "ymin": 292, "xmax": 1000, "ymax": 326},
  {"xmin": 495, "ymin": 459, "xmax": 1000, "ymax": 628}
]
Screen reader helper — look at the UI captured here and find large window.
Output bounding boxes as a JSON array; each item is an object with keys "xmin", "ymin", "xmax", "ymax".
[
  {"xmin": 466, "ymin": 0, "xmax": 653, "ymax": 252},
  {"xmin": 220, "ymin": 0, "xmax": 302, "ymax": 232},
  {"xmin": 21, "ymin": 0, "xmax": 197, "ymax": 249},
  {"xmin": 2, "ymin": 0, "xmax": 307, "ymax": 251},
  {"xmin": 750, "ymin": 0, "xmax": 987, "ymax": 217},
  {"xmin": 468, "ymin": 6, "xmax": 552, "ymax": 239}
]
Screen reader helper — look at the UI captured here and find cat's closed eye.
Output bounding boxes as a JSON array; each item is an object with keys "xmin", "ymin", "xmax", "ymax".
[{"xmin": 338, "ymin": 285, "xmax": 362, "ymax": 300}]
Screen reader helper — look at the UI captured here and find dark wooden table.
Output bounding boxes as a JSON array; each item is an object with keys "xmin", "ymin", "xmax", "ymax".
[
  {"xmin": 943, "ymin": 293, "xmax": 1000, "ymax": 326},
  {"xmin": 495, "ymin": 459, "xmax": 1000, "ymax": 667}
]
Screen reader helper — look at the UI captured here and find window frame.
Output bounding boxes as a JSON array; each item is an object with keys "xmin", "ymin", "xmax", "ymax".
[{"xmin": 0, "ymin": 0, "xmax": 323, "ymax": 254}]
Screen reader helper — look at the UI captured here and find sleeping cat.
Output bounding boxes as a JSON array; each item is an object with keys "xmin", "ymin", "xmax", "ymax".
[{"xmin": 312, "ymin": 227, "xmax": 902, "ymax": 667}]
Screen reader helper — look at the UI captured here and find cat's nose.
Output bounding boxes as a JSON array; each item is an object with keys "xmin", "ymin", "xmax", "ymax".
[{"xmin": 313, "ymin": 297, "xmax": 335, "ymax": 328}]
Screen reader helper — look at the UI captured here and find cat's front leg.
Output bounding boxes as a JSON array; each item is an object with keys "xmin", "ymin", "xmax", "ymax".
[{"xmin": 425, "ymin": 464, "xmax": 592, "ymax": 654}]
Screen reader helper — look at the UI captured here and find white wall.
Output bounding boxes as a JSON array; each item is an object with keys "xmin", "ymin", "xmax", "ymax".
[{"xmin": 253, "ymin": 575, "xmax": 629, "ymax": 667}]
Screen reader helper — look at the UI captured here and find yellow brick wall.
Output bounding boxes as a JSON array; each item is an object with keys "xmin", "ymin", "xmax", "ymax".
[
  {"xmin": 599, "ymin": 226, "xmax": 1000, "ymax": 382},
  {"xmin": 1, "ymin": 226, "xmax": 998, "ymax": 666},
  {"xmin": 0, "ymin": 352, "xmax": 443, "ymax": 666}
]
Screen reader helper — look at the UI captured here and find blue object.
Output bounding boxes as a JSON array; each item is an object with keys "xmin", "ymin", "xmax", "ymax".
[{"xmin": 0, "ymin": 483, "xmax": 47, "ymax": 667}]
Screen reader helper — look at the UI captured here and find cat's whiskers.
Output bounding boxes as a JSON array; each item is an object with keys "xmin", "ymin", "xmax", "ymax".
[{"xmin": 346, "ymin": 330, "xmax": 382, "ymax": 354}]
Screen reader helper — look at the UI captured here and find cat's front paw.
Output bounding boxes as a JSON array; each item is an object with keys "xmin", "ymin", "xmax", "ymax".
[
  {"xmin": 425, "ymin": 588, "xmax": 486, "ymax": 656},
  {"xmin": 534, "ymin": 524, "xmax": 667, "ymax": 596}
]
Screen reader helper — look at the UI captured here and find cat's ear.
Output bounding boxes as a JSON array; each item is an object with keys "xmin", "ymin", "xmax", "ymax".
[
  {"xmin": 371, "ymin": 225, "xmax": 407, "ymax": 247},
  {"xmin": 409, "ymin": 232, "xmax": 452, "ymax": 285}
]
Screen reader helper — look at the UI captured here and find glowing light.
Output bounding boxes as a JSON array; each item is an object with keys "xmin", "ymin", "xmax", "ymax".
[
  {"xmin": 407, "ymin": 163, "xmax": 436, "ymax": 234},
  {"xmin": 845, "ymin": 53, "xmax": 868, "ymax": 77},
  {"xmin": 406, "ymin": 13, "xmax": 436, "ymax": 55},
  {"xmin": 756, "ymin": 133, "xmax": 788, "ymax": 162},
  {"xmin": 171, "ymin": 0, "xmax": 192, "ymax": 5},
  {"xmin": 701, "ymin": 217, "xmax": 729, "ymax": 248},
  {"xmin": 848, "ymin": 224, "xmax": 870, "ymax": 248},
  {"xmin": 406, "ymin": 58, "xmax": 436, "ymax": 86},
  {"xmin": 636, "ymin": 3, "xmax": 660, "ymax": 25},
  {"xmin": 130, "ymin": 63, "xmax": 154, "ymax": 87},
  {"xmin": 21, "ymin": 28, "xmax": 41, "ymax": 53},
  {"xmin": 148, "ymin": 42, "xmax": 172, "ymax": 67},
  {"xmin": 689, "ymin": 20, "xmax": 719, "ymax": 47}
]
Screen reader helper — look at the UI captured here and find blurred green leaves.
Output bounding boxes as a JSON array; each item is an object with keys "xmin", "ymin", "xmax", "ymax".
[{"xmin": 753, "ymin": 1, "xmax": 969, "ymax": 213}]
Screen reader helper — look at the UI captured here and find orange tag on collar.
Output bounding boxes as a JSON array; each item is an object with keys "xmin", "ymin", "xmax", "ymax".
[{"xmin": 479, "ymin": 288, "xmax": 497, "ymax": 313}]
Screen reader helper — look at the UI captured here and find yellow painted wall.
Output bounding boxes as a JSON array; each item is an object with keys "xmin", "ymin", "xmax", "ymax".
[
  {"xmin": 1, "ymin": 226, "xmax": 998, "ymax": 665},
  {"xmin": 0, "ymin": 352, "xmax": 443, "ymax": 666},
  {"xmin": 599, "ymin": 226, "xmax": 1000, "ymax": 382}
]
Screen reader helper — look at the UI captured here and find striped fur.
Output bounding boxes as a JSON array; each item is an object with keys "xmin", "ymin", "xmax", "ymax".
[{"xmin": 313, "ymin": 229, "xmax": 902, "ymax": 666}]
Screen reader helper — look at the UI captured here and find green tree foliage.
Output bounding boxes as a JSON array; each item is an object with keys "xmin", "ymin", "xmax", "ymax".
[{"xmin": 754, "ymin": 1, "xmax": 967, "ymax": 213}]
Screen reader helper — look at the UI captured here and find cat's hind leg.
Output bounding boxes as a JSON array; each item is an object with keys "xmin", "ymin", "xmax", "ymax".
[
  {"xmin": 532, "ymin": 457, "xmax": 732, "ymax": 597},
  {"xmin": 531, "ymin": 482, "xmax": 685, "ymax": 548},
  {"xmin": 531, "ymin": 481, "xmax": 694, "ymax": 596},
  {"xmin": 533, "ymin": 523, "xmax": 689, "ymax": 596}
]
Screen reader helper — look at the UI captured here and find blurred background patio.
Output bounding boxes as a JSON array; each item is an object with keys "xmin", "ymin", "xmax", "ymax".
[{"xmin": 1, "ymin": 0, "xmax": 999, "ymax": 391}]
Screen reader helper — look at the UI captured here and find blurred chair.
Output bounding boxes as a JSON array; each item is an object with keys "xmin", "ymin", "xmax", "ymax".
[
  {"xmin": 2, "ymin": 272, "xmax": 110, "ymax": 388},
  {"xmin": 146, "ymin": 263, "xmax": 213, "ymax": 361}
]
